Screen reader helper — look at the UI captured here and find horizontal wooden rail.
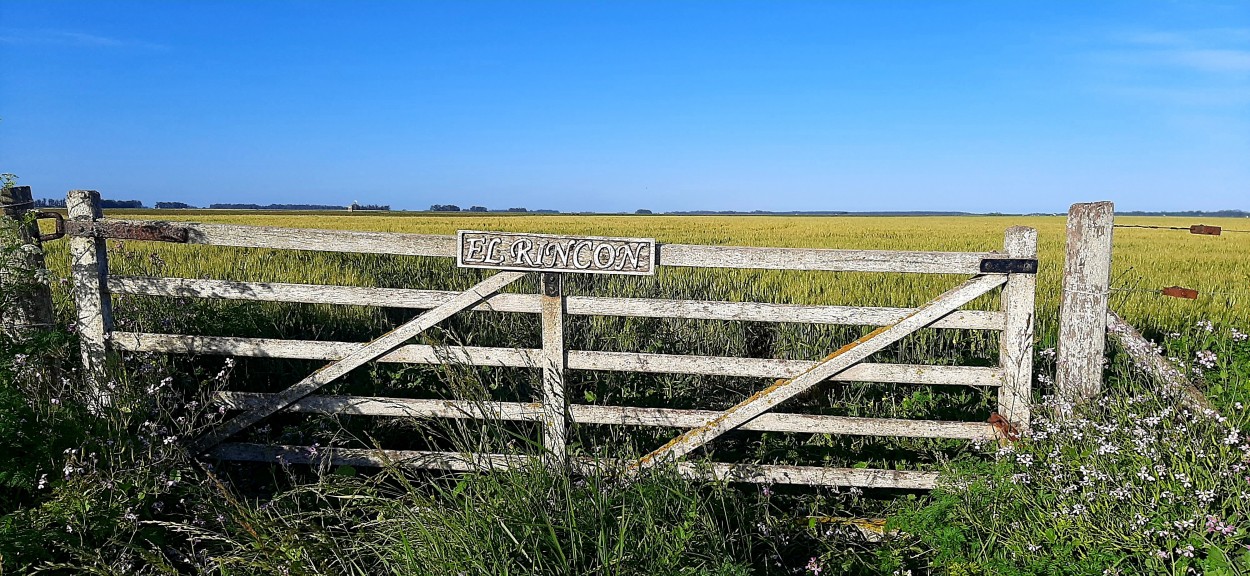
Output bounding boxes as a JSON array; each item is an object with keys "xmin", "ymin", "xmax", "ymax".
[
  {"xmin": 113, "ymin": 332, "xmax": 1003, "ymax": 386},
  {"xmin": 213, "ymin": 443, "xmax": 940, "ymax": 489},
  {"xmin": 92, "ymin": 218, "xmax": 1009, "ymax": 274},
  {"xmin": 215, "ymin": 392, "xmax": 997, "ymax": 440},
  {"xmin": 108, "ymin": 276, "xmax": 1005, "ymax": 330},
  {"xmin": 659, "ymin": 244, "xmax": 1001, "ymax": 274},
  {"xmin": 104, "ymin": 219, "xmax": 458, "ymax": 256}
]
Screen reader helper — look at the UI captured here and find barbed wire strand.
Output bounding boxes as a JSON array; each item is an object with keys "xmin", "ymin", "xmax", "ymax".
[
  {"xmin": 1113, "ymin": 223, "xmax": 1250, "ymax": 234},
  {"xmin": 1109, "ymin": 287, "xmax": 1250, "ymax": 299}
]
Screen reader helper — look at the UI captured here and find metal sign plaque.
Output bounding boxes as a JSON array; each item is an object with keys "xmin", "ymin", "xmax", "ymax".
[{"xmin": 456, "ymin": 230, "xmax": 656, "ymax": 275}]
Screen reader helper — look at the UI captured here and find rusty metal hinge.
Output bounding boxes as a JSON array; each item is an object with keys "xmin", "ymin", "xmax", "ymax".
[
  {"xmin": 65, "ymin": 220, "xmax": 189, "ymax": 243},
  {"xmin": 988, "ymin": 412, "xmax": 1020, "ymax": 443},
  {"xmin": 979, "ymin": 258, "xmax": 1038, "ymax": 274}
]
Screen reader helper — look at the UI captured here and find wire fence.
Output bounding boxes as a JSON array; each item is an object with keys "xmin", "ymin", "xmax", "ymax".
[
  {"xmin": 1113, "ymin": 223, "xmax": 1250, "ymax": 235},
  {"xmin": 1110, "ymin": 220, "xmax": 1249, "ymax": 301},
  {"xmin": 1110, "ymin": 286, "xmax": 1248, "ymax": 300}
]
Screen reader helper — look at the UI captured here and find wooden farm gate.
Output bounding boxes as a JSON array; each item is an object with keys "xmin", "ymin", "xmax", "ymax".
[{"xmin": 62, "ymin": 190, "xmax": 1038, "ymax": 489}]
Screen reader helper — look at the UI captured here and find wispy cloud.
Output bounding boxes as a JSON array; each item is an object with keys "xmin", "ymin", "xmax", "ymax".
[
  {"xmin": 1106, "ymin": 28, "xmax": 1250, "ymax": 74},
  {"xmin": 1099, "ymin": 85, "xmax": 1250, "ymax": 108},
  {"xmin": 1116, "ymin": 28, "xmax": 1250, "ymax": 47},
  {"xmin": 1087, "ymin": 27, "xmax": 1250, "ymax": 109},
  {"xmin": 1167, "ymin": 48, "xmax": 1250, "ymax": 73},
  {"xmin": 0, "ymin": 29, "xmax": 167, "ymax": 50}
]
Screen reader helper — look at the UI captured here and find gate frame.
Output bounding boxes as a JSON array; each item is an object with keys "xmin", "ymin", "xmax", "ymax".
[{"xmin": 65, "ymin": 191, "xmax": 1038, "ymax": 489}]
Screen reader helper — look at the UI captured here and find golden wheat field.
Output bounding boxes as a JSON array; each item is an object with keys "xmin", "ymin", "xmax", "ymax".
[{"xmin": 45, "ymin": 211, "xmax": 1250, "ymax": 333}]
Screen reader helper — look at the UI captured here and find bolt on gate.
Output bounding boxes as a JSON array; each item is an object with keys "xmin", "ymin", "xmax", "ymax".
[{"xmin": 64, "ymin": 190, "xmax": 1038, "ymax": 490}]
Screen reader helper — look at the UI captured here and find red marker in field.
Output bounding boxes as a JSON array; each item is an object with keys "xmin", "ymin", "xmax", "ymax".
[{"xmin": 1160, "ymin": 286, "xmax": 1199, "ymax": 299}]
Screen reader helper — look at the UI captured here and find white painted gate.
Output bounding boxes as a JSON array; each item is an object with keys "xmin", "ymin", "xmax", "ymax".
[{"xmin": 65, "ymin": 190, "xmax": 1038, "ymax": 489}]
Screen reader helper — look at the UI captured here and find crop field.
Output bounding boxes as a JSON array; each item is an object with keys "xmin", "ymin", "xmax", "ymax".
[{"xmin": 47, "ymin": 211, "xmax": 1250, "ymax": 332}]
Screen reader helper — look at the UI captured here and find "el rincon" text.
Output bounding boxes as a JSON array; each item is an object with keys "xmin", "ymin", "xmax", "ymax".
[{"xmin": 456, "ymin": 230, "xmax": 656, "ymax": 275}]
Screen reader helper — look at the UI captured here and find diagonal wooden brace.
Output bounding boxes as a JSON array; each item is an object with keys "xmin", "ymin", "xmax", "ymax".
[
  {"xmin": 190, "ymin": 271, "xmax": 528, "ymax": 453},
  {"xmin": 628, "ymin": 273, "xmax": 1008, "ymax": 472}
]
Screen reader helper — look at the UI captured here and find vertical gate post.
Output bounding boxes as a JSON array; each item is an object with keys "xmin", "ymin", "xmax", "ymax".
[
  {"xmin": 67, "ymin": 190, "xmax": 114, "ymax": 408},
  {"xmin": 997, "ymin": 226, "xmax": 1037, "ymax": 431},
  {"xmin": 539, "ymin": 272, "xmax": 567, "ymax": 468},
  {"xmin": 1, "ymin": 185, "xmax": 56, "ymax": 338},
  {"xmin": 1056, "ymin": 201, "xmax": 1114, "ymax": 402}
]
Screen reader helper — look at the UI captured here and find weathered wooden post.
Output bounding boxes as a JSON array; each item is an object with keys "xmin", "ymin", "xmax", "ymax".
[
  {"xmin": 998, "ymin": 226, "xmax": 1037, "ymax": 431},
  {"xmin": 539, "ymin": 272, "xmax": 568, "ymax": 469},
  {"xmin": 1, "ymin": 185, "xmax": 56, "ymax": 338},
  {"xmin": 1055, "ymin": 201, "xmax": 1114, "ymax": 402},
  {"xmin": 67, "ymin": 190, "xmax": 114, "ymax": 408}
]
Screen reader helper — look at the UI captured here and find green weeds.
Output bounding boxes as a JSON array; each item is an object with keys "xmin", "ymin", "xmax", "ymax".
[{"xmin": 891, "ymin": 322, "xmax": 1250, "ymax": 574}]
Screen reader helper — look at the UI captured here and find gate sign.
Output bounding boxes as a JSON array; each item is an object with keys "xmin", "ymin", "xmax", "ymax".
[{"xmin": 457, "ymin": 230, "xmax": 656, "ymax": 275}]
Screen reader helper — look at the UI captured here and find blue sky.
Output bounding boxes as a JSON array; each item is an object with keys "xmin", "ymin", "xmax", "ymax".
[{"xmin": 1, "ymin": 1, "xmax": 1247, "ymax": 213}]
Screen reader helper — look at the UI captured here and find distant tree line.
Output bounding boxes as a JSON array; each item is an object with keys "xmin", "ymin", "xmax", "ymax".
[
  {"xmin": 29, "ymin": 200, "xmax": 1248, "ymax": 217},
  {"xmin": 36, "ymin": 198, "xmax": 147, "ymax": 208},
  {"xmin": 1119, "ymin": 210, "xmax": 1248, "ymax": 217},
  {"xmin": 209, "ymin": 203, "xmax": 347, "ymax": 210},
  {"xmin": 101, "ymin": 199, "xmax": 145, "ymax": 208},
  {"xmin": 37, "ymin": 198, "xmax": 396, "ymax": 211},
  {"xmin": 430, "ymin": 204, "xmax": 558, "ymax": 213}
]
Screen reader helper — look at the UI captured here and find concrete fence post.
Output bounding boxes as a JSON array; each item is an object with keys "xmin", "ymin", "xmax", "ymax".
[
  {"xmin": 1055, "ymin": 201, "xmax": 1114, "ymax": 402},
  {"xmin": 67, "ymin": 190, "xmax": 114, "ymax": 408}
]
